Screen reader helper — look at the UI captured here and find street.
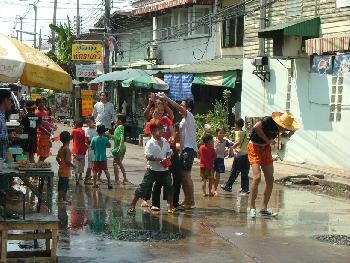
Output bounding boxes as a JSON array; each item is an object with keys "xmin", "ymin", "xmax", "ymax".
[{"xmin": 9, "ymin": 124, "xmax": 349, "ymax": 263}]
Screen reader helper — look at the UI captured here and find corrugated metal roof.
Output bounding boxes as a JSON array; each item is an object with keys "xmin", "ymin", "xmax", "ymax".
[
  {"xmin": 258, "ymin": 17, "xmax": 320, "ymax": 38},
  {"xmin": 162, "ymin": 57, "xmax": 242, "ymax": 74}
]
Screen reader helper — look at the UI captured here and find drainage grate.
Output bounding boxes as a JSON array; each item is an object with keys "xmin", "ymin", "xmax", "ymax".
[
  {"xmin": 116, "ymin": 229, "xmax": 184, "ymax": 242},
  {"xmin": 313, "ymin": 234, "xmax": 350, "ymax": 246}
]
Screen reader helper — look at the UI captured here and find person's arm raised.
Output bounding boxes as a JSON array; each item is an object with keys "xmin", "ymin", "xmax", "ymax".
[{"xmin": 157, "ymin": 94, "xmax": 187, "ymax": 118}]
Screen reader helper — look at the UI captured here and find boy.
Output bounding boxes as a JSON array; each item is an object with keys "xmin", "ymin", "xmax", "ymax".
[
  {"xmin": 112, "ymin": 114, "xmax": 128, "ymax": 184},
  {"xmin": 56, "ymin": 131, "xmax": 75, "ymax": 203},
  {"xmin": 127, "ymin": 121, "xmax": 175, "ymax": 214},
  {"xmin": 20, "ymin": 101, "xmax": 42, "ymax": 163},
  {"xmin": 213, "ymin": 128, "xmax": 233, "ymax": 196},
  {"xmin": 83, "ymin": 117, "xmax": 97, "ymax": 185},
  {"xmin": 71, "ymin": 119, "xmax": 88, "ymax": 185},
  {"xmin": 90, "ymin": 125, "xmax": 113, "ymax": 189},
  {"xmin": 198, "ymin": 134, "xmax": 217, "ymax": 197}
]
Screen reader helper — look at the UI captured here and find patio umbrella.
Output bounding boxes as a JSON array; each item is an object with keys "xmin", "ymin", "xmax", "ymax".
[
  {"xmin": 89, "ymin": 68, "xmax": 149, "ymax": 84},
  {"xmin": 122, "ymin": 75, "xmax": 169, "ymax": 91},
  {"xmin": 0, "ymin": 34, "xmax": 72, "ymax": 92}
]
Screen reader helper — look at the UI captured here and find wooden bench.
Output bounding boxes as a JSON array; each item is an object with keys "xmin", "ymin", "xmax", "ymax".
[{"xmin": 0, "ymin": 214, "xmax": 59, "ymax": 262}]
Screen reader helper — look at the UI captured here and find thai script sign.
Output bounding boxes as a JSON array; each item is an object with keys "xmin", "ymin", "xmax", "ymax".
[
  {"xmin": 76, "ymin": 64, "xmax": 104, "ymax": 78},
  {"xmin": 81, "ymin": 90, "xmax": 95, "ymax": 117},
  {"xmin": 72, "ymin": 44, "xmax": 103, "ymax": 61}
]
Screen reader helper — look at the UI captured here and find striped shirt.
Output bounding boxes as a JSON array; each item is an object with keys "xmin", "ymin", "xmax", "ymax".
[{"xmin": 0, "ymin": 111, "xmax": 8, "ymax": 159}]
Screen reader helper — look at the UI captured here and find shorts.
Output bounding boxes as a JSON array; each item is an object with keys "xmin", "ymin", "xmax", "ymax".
[
  {"xmin": 135, "ymin": 169, "xmax": 173, "ymax": 199},
  {"xmin": 248, "ymin": 143, "xmax": 273, "ymax": 166},
  {"xmin": 58, "ymin": 176, "xmax": 69, "ymax": 193},
  {"xmin": 73, "ymin": 154, "xmax": 86, "ymax": 174},
  {"xmin": 93, "ymin": 161, "xmax": 108, "ymax": 171},
  {"xmin": 214, "ymin": 158, "xmax": 225, "ymax": 173},
  {"xmin": 112, "ymin": 144, "xmax": 126, "ymax": 159},
  {"xmin": 22, "ymin": 137, "xmax": 37, "ymax": 154},
  {"xmin": 200, "ymin": 168, "xmax": 214, "ymax": 180},
  {"xmin": 180, "ymin": 148, "xmax": 197, "ymax": 171},
  {"xmin": 87, "ymin": 149, "xmax": 94, "ymax": 169}
]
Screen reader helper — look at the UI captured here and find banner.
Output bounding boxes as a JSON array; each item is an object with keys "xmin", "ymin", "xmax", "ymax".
[
  {"xmin": 76, "ymin": 64, "xmax": 104, "ymax": 78},
  {"xmin": 164, "ymin": 74, "xmax": 194, "ymax": 101},
  {"xmin": 55, "ymin": 93, "xmax": 70, "ymax": 117},
  {"xmin": 310, "ymin": 55, "xmax": 332, "ymax": 75},
  {"xmin": 336, "ymin": 0, "xmax": 350, "ymax": 8},
  {"xmin": 81, "ymin": 90, "xmax": 95, "ymax": 117},
  {"xmin": 72, "ymin": 44, "xmax": 103, "ymax": 61},
  {"xmin": 333, "ymin": 54, "xmax": 350, "ymax": 75}
]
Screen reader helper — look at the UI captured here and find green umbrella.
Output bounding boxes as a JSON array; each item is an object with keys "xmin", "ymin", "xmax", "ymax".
[
  {"xmin": 89, "ymin": 69, "xmax": 149, "ymax": 84},
  {"xmin": 122, "ymin": 75, "xmax": 169, "ymax": 91}
]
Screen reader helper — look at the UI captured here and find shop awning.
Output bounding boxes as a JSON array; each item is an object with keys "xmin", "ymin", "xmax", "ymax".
[
  {"xmin": 258, "ymin": 17, "xmax": 320, "ymax": 38},
  {"xmin": 305, "ymin": 35, "xmax": 350, "ymax": 55},
  {"xmin": 133, "ymin": 0, "xmax": 214, "ymax": 15},
  {"xmin": 192, "ymin": 71, "xmax": 237, "ymax": 88}
]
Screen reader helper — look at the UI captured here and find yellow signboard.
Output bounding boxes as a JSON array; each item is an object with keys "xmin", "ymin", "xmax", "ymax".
[
  {"xmin": 72, "ymin": 44, "xmax": 103, "ymax": 61},
  {"xmin": 30, "ymin": 93, "xmax": 42, "ymax": 101},
  {"xmin": 81, "ymin": 90, "xmax": 95, "ymax": 117}
]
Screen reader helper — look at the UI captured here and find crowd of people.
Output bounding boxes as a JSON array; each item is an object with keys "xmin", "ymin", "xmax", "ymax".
[{"xmin": 0, "ymin": 88, "xmax": 300, "ymax": 218}]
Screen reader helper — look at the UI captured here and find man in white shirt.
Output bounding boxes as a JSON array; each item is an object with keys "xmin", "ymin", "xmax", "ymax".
[
  {"xmin": 92, "ymin": 92, "xmax": 116, "ymax": 131},
  {"xmin": 127, "ymin": 121, "xmax": 175, "ymax": 214},
  {"xmin": 157, "ymin": 94, "xmax": 197, "ymax": 210}
]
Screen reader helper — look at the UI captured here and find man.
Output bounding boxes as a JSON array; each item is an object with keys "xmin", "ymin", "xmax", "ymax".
[
  {"xmin": 248, "ymin": 112, "xmax": 299, "ymax": 218},
  {"xmin": 157, "ymin": 93, "xmax": 197, "ymax": 210},
  {"xmin": 0, "ymin": 89, "xmax": 12, "ymax": 159},
  {"xmin": 92, "ymin": 92, "xmax": 116, "ymax": 131}
]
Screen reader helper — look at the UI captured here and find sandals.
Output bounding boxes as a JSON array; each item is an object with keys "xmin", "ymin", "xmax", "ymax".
[
  {"xmin": 151, "ymin": 206, "xmax": 160, "ymax": 211},
  {"xmin": 127, "ymin": 207, "xmax": 136, "ymax": 214}
]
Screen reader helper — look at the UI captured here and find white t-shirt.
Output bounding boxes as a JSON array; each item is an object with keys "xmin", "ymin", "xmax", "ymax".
[
  {"xmin": 144, "ymin": 137, "xmax": 171, "ymax": 171},
  {"xmin": 92, "ymin": 101, "xmax": 116, "ymax": 129},
  {"xmin": 179, "ymin": 110, "xmax": 198, "ymax": 152},
  {"xmin": 84, "ymin": 127, "xmax": 97, "ymax": 150}
]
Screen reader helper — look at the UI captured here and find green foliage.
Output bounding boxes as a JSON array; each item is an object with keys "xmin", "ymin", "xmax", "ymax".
[
  {"xmin": 194, "ymin": 90, "xmax": 232, "ymax": 145},
  {"xmin": 49, "ymin": 19, "xmax": 75, "ymax": 78}
]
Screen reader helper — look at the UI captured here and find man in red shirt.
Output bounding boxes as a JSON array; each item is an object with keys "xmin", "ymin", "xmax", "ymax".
[
  {"xmin": 198, "ymin": 134, "xmax": 217, "ymax": 196},
  {"xmin": 71, "ymin": 119, "xmax": 88, "ymax": 185}
]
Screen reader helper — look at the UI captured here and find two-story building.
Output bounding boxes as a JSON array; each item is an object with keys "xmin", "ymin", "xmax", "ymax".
[{"xmin": 242, "ymin": 0, "xmax": 350, "ymax": 169}]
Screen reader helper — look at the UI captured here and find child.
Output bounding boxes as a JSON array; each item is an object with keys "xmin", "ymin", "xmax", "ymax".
[
  {"xmin": 90, "ymin": 125, "xmax": 113, "ymax": 189},
  {"xmin": 221, "ymin": 119, "xmax": 250, "ymax": 195},
  {"xmin": 83, "ymin": 117, "xmax": 97, "ymax": 185},
  {"xmin": 213, "ymin": 128, "xmax": 233, "ymax": 196},
  {"xmin": 127, "ymin": 121, "xmax": 175, "ymax": 214},
  {"xmin": 198, "ymin": 134, "xmax": 217, "ymax": 197},
  {"xmin": 20, "ymin": 101, "xmax": 42, "ymax": 163},
  {"xmin": 56, "ymin": 131, "xmax": 75, "ymax": 203},
  {"xmin": 71, "ymin": 119, "xmax": 88, "ymax": 185},
  {"xmin": 112, "ymin": 114, "xmax": 128, "ymax": 184}
]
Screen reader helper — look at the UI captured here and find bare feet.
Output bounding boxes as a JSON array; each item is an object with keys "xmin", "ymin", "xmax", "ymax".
[
  {"xmin": 122, "ymin": 179, "xmax": 130, "ymax": 185},
  {"xmin": 114, "ymin": 180, "xmax": 122, "ymax": 185},
  {"xmin": 202, "ymin": 193, "xmax": 208, "ymax": 197},
  {"xmin": 209, "ymin": 192, "xmax": 215, "ymax": 197},
  {"xmin": 140, "ymin": 200, "xmax": 149, "ymax": 207}
]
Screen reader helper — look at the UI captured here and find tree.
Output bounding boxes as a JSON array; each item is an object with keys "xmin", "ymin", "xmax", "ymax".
[{"xmin": 48, "ymin": 19, "xmax": 75, "ymax": 78}]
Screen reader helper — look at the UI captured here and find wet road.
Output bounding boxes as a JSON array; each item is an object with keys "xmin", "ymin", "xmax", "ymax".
[{"xmin": 10, "ymin": 126, "xmax": 350, "ymax": 263}]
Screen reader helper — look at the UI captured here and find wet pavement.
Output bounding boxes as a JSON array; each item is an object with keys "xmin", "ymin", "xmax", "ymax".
[{"xmin": 8, "ymin": 124, "xmax": 350, "ymax": 262}]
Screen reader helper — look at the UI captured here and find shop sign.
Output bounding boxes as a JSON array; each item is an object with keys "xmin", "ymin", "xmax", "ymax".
[
  {"xmin": 81, "ymin": 90, "xmax": 95, "ymax": 117},
  {"xmin": 337, "ymin": 0, "xmax": 350, "ymax": 8},
  {"xmin": 30, "ymin": 93, "xmax": 42, "ymax": 101},
  {"xmin": 72, "ymin": 44, "xmax": 103, "ymax": 61},
  {"xmin": 333, "ymin": 54, "xmax": 350, "ymax": 75},
  {"xmin": 55, "ymin": 93, "xmax": 70, "ymax": 117},
  {"xmin": 76, "ymin": 64, "xmax": 103, "ymax": 78},
  {"xmin": 310, "ymin": 55, "xmax": 332, "ymax": 75}
]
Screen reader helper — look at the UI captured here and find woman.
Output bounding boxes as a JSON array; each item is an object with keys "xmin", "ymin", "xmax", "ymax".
[
  {"xmin": 35, "ymin": 98, "xmax": 56, "ymax": 162},
  {"xmin": 158, "ymin": 94, "xmax": 197, "ymax": 210},
  {"xmin": 248, "ymin": 112, "xmax": 299, "ymax": 218}
]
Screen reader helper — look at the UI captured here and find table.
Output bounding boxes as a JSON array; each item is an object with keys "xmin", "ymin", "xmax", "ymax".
[
  {"xmin": 0, "ymin": 169, "xmax": 54, "ymax": 213},
  {"xmin": 0, "ymin": 214, "xmax": 59, "ymax": 262}
]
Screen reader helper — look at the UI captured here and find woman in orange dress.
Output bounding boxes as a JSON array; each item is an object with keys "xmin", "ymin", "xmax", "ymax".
[{"xmin": 35, "ymin": 98, "xmax": 56, "ymax": 162}]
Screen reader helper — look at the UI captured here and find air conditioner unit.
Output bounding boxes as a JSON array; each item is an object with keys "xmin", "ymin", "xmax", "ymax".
[
  {"xmin": 252, "ymin": 56, "xmax": 269, "ymax": 66},
  {"xmin": 147, "ymin": 44, "xmax": 159, "ymax": 59}
]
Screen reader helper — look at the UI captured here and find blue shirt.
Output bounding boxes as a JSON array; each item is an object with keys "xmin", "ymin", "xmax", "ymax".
[
  {"xmin": 0, "ymin": 111, "xmax": 8, "ymax": 159},
  {"xmin": 90, "ymin": 136, "xmax": 109, "ymax": 161}
]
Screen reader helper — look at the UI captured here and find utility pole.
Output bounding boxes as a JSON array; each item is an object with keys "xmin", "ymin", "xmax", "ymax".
[
  {"xmin": 51, "ymin": 0, "xmax": 58, "ymax": 52},
  {"xmin": 20, "ymin": 17, "xmax": 23, "ymax": 41},
  {"xmin": 104, "ymin": 0, "xmax": 111, "ymax": 75},
  {"xmin": 30, "ymin": 4, "xmax": 38, "ymax": 48},
  {"xmin": 76, "ymin": 0, "xmax": 80, "ymax": 37},
  {"xmin": 39, "ymin": 29, "xmax": 42, "ymax": 51}
]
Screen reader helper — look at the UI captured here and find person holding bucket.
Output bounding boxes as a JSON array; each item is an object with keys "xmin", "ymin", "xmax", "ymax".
[{"xmin": 248, "ymin": 112, "xmax": 299, "ymax": 218}]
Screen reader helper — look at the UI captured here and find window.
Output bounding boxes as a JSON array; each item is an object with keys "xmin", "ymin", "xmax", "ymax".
[
  {"xmin": 222, "ymin": 15, "xmax": 244, "ymax": 48},
  {"xmin": 330, "ymin": 76, "xmax": 343, "ymax": 122},
  {"xmin": 191, "ymin": 6, "xmax": 210, "ymax": 36},
  {"xmin": 157, "ymin": 14, "xmax": 172, "ymax": 39}
]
